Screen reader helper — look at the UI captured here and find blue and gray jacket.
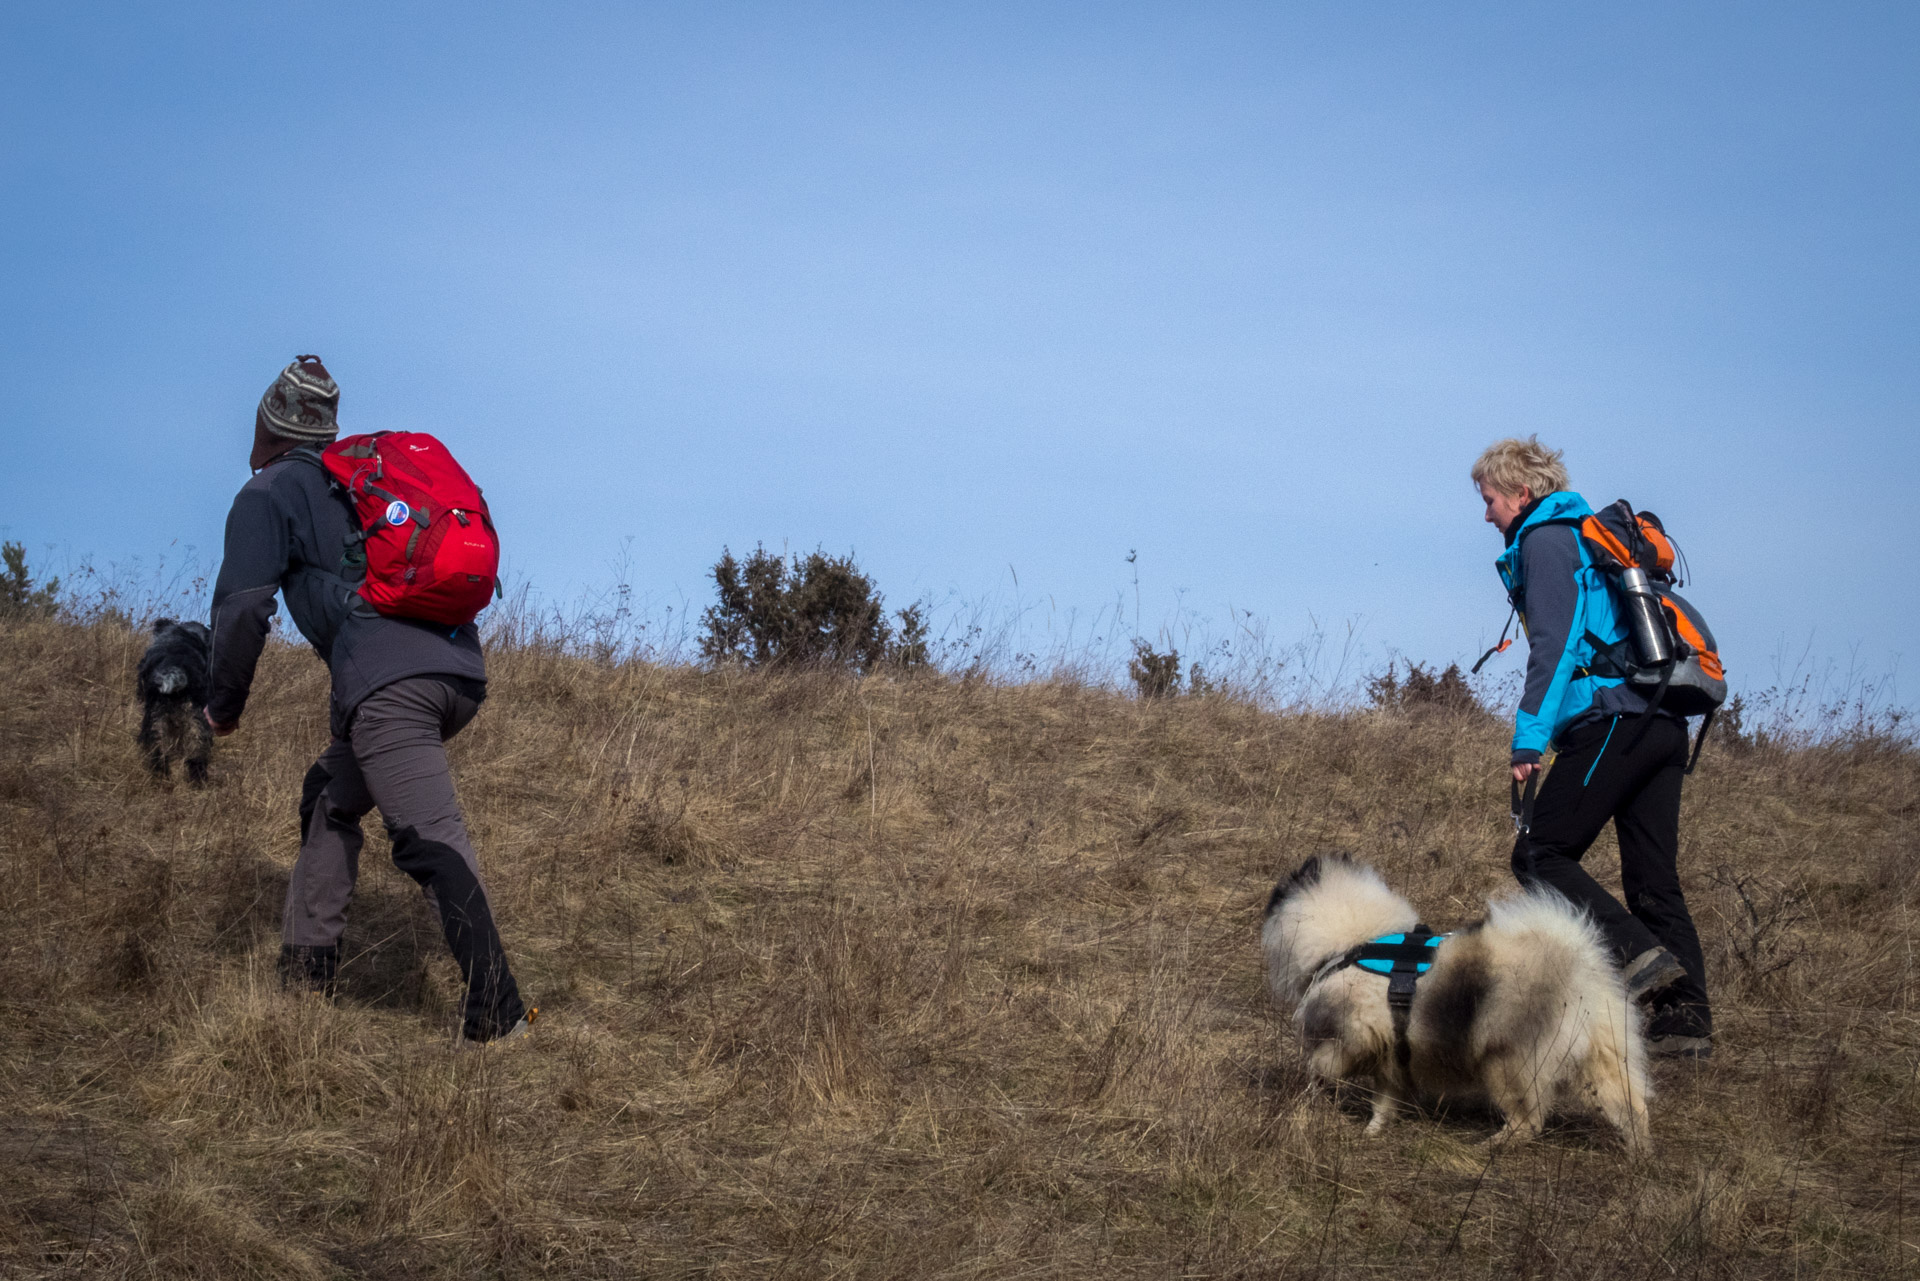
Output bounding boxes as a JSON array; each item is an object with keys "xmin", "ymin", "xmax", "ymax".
[{"xmin": 1495, "ymin": 491, "xmax": 1664, "ymax": 765}]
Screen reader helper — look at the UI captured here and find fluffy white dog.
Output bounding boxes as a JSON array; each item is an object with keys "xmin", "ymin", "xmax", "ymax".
[{"xmin": 1262, "ymin": 853, "xmax": 1650, "ymax": 1151}]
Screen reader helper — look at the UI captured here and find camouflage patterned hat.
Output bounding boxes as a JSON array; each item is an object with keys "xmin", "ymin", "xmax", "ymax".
[{"xmin": 257, "ymin": 355, "xmax": 340, "ymax": 442}]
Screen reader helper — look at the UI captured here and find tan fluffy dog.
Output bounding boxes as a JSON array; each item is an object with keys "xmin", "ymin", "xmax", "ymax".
[{"xmin": 1262, "ymin": 854, "xmax": 1650, "ymax": 1151}]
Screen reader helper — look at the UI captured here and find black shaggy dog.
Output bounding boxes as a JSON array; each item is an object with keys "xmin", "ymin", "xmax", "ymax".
[{"xmin": 136, "ymin": 618, "xmax": 213, "ymax": 785}]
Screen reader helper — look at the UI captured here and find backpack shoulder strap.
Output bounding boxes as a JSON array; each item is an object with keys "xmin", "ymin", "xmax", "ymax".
[
  {"xmin": 1515, "ymin": 513, "xmax": 1583, "ymax": 543},
  {"xmin": 280, "ymin": 444, "xmax": 368, "ymax": 578}
]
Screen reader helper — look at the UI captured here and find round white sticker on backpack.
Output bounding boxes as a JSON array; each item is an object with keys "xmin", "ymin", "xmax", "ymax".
[{"xmin": 386, "ymin": 500, "xmax": 411, "ymax": 527}]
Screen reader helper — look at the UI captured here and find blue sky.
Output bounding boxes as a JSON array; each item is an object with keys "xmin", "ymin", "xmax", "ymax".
[{"xmin": 3, "ymin": 3, "xmax": 1915, "ymax": 699}]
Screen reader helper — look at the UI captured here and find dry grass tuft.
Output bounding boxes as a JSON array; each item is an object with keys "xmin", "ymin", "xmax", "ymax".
[
  {"xmin": 130, "ymin": 1169, "xmax": 331, "ymax": 1280},
  {"xmin": 2, "ymin": 612, "xmax": 1916, "ymax": 1276}
]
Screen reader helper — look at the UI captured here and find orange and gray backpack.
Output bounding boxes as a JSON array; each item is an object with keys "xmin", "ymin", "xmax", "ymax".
[
  {"xmin": 1475, "ymin": 498, "xmax": 1727, "ymax": 773},
  {"xmin": 1575, "ymin": 501, "xmax": 1728, "ymax": 770}
]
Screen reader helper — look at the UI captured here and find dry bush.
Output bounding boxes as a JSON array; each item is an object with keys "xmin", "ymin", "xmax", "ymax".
[
  {"xmin": 2, "ymin": 611, "xmax": 1917, "ymax": 1277},
  {"xmin": 1, "ymin": 540, "xmax": 60, "ymax": 619},
  {"xmin": 699, "ymin": 545, "xmax": 927, "ymax": 673},
  {"xmin": 1128, "ymin": 639, "xmax": 1182, "ymax": 699},
  {"xmin": 1366, "ymin": 659, "xmax": 1487, "ymax": 717}
]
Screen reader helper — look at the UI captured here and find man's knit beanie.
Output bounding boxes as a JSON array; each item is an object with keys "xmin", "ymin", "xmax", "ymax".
[{"xmin": 258, "ymin": 355, "xmax": 340, "ymax": 442}]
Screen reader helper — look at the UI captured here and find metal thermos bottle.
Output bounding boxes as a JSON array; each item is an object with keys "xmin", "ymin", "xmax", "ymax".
[{"xmin": 1619, "ymin": 567, "xmax": 1673, "ymax": 666}]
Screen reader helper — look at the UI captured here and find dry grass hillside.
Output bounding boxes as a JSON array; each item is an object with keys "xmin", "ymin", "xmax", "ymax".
[{"xmin": 2, "ymin": 613, "xmax": 1917, "ymax": 1278}]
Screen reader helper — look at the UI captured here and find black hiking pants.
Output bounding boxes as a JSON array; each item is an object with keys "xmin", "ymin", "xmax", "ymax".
[{"xmin": 1512, "ymin": 714, "xmax": 1711, "ymax": 1039}]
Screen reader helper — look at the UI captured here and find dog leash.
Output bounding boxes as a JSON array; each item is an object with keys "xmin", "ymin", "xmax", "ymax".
[{"xmin": 1510, "ymin": 773, "xmax": 1539, "ymax": 835}]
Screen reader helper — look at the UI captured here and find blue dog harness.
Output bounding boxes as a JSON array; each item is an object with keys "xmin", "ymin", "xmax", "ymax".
[{"xmin": 1315, "ymin": 927, "xmax": 1449, "ymax": 1071}]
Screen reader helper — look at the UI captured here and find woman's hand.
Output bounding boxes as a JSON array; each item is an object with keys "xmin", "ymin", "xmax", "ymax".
[{"xmin": 1512, "ymin": 762, "xmax": 1540, "ymax": 784}]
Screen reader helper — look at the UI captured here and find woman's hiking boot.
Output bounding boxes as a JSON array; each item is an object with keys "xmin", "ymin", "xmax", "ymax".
[
  {"xmin": 463, "ymin": 1006, "xmax": 539, "ymax": 1050},
  {"xmin": 1647, "ymin": 1000, "xmax": 1713, "ymax": 1059},
  {"xmin": 1648, "ymin": 1034, "xmax": 1713, "ymax": 1059},
  {"xmin": 1623, "ymin": 946, "xmax": 1687, "ymax": 1006}
]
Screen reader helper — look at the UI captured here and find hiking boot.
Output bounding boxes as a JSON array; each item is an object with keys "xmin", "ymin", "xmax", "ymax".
[
  {"xmin": 1623, "ymin": 947, "xmax": 1687, "ymax": 1006},
  {"xmin": 1647, "ymin": 1000, "xmax": 1712, "ymax": 1054},
  {"xmin": 278, "ymin": 943, "xmax": 339, "ymax": 998},
  {"xmin": 1648, "ymin": 1033, "xmax": 1713, "ymax": 1060},
  {"xmin": 463, "ymin": 1006, "xmax": 538, "ymax": 1049}
]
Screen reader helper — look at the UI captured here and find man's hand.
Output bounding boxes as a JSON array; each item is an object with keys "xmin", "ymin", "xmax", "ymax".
[
  {"xmin": 1511, "ymin": 762, "xmax": 1540, "ymax": 784},
  {"xmin": 205, "ymin": 709, "xmax": 238, "ymax": 737}
]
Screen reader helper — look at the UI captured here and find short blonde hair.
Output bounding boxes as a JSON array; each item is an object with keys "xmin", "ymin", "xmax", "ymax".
[{"xmin": 1471, "ymin": 436, "xmax": 1571, "ymax": 499}]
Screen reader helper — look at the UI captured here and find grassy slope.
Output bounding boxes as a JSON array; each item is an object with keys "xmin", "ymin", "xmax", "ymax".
[{"xmin": 2, "ymin": 614, "xmax": 1916, "ymax": 1279}]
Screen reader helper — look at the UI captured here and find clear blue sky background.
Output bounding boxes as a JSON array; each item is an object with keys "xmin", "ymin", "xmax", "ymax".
[{"xmin": 3, "ymin": 3, "xmax": 1915, "ymax": 700}]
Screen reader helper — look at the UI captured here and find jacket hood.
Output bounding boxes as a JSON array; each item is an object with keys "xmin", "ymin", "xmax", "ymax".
[
  {"xmin": 1506, "ymin": 490, "xmax": 1591, "ymax": 544},
  {"xmin": 1494, "ymin": 490, "xmax": 1594, "ymax": 587}
]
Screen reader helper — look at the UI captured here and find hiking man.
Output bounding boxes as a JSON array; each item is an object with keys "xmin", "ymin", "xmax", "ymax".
[
  {"xmin": 1472, "ymin": 436, "xmax": 1712, "ymax": 1059},
  {"xmin": 206, "ymin": 355, "xmax": 531, "ymax": 1045}
]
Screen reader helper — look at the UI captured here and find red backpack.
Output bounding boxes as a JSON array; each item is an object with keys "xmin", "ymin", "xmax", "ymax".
[{"xmin": 319, "ymin": 432, "xmax": 500, "ymax": 627}]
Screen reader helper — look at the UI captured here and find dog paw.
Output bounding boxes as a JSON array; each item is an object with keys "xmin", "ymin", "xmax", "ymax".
[{"xmin": 1487, "ymin": 1122, "xmax": 1540, "ymax": 1148}]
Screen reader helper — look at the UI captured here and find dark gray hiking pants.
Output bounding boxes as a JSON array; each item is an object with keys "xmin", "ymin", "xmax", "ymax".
[{"xmin": 285, "ymin": 676, "xmax": 525, "ymax": 1039}]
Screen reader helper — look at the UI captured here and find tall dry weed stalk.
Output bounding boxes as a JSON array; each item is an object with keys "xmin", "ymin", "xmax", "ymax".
[{"xmin": 1, "ymin": 609, "xmax": 1917, "ymax": 1277}]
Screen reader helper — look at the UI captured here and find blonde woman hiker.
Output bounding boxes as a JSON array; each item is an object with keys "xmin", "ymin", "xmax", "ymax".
[{"xmin": 1472, "ymin": 436, "xmax": 1712, "ymax": 1059}]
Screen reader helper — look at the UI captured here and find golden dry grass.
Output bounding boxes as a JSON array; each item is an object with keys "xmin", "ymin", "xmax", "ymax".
[{"xmin": 2, "ymin": 613, "xmax": 1917, "ymax": 1278}]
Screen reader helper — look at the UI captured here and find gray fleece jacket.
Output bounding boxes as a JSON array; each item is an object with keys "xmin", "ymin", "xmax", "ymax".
[{"xmin": 207, "ymin": 450, "xmax": 485, "ymax": 735}]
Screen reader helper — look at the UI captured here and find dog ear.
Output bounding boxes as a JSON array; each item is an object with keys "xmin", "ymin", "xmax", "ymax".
[
  {"xmin": 1265, "ymin": 855, "xmax": 1324, "ymax": 917},
  {"xmin": 152, "ymin": 617, "xmax": 174, "ymax": 634}
]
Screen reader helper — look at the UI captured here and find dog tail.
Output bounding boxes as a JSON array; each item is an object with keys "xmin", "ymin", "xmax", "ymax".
[
  {"xmin": 1483, "ymin": 889, "xmax": 1652, "ymax": 1145},
  {"xmin": 1483, "ymin": 888, "xmax": 1612, "ymax": 977},
  {"xmin": 1478, "ymin": 891, "xmax": 1617, "ymax": 1049}
]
